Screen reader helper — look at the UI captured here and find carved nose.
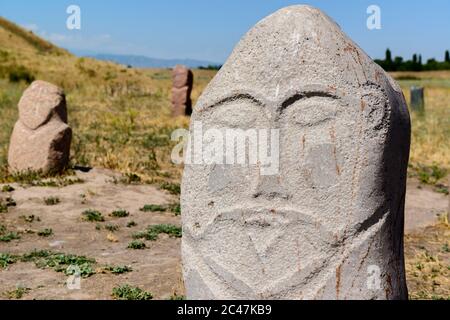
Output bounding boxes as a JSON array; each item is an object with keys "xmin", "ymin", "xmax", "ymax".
[{"xmin": 252, "ymin": 175, "xmax": 292, "ymax": 200}]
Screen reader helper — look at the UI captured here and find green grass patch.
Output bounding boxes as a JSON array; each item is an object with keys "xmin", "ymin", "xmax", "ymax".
[
  {"xmin": 82, "ymin": 209, "xmax": 105, "ymax": 222},
  {"xmin": 0, "ymin": 253, "xmax": 18, "ymax": 269},
  {"xmin": 20, "ymin": 215, "xmax": 40, "ymax": 223},
  {"xmin": 4, "ymin": 287, "xmax": 31, "ymax": 299},
  {"xmin": 113, "ymin": 173, "xmax": 142, "ymax": 185},
  {"xmin": 105, "ymin": 224, "xmax": 119, "ymax": 232},
  {"xmin": 139, "ymin": 203, "xmax": 180, "ymax": 215},
  {"xmin": 44, "ymin": 196, "xmax": 60, "ymax": 206},
  {"xmin": 409, "ymin": 163, "xmax": 448, "ymax": 185},
  {"xmin": 140, "ymin": 204, "xmax": 166, "ymax": 212},
  {"xmin": 0, "ymin": 201, "xmax": 7, "ymax": 213},
  {"xmin": 133, "ymin": 224, "xmax": 182, "ymax": 241},
  {"xmin": 0, "ymin": 232, "xmax": 20, "ymax": 242},
  {"xmin": 112, "ymin": 285, "xmax": 153, "ymax": 300},
  {"xmin": 20, "ymin": 250, "xmax": 96, "ymax": 278},
  {"xmin": 104, "ymin": 265, "xmax": 132, "ymax": 274},
  {"xmin": 159, "ymin": 182, "xmax": 180, "ymax": 195},
  {"xmin": 434, "ymin": 184, "xmax": 449, "ymax": 195},
  {"xmin": 110, "ymin": 209, "xmax": 129, "ymax": 218},
  {"xmin": 168, "ymin": 203, "xmax": 181, "ymax": 216},
  {"xmin": 126, "ymin": 221, "xmax": 137, "ymax": 228},
  {"xmin": 0, "ymin": 169, "xmax": 84, "ymax": 187},
  {"xmin": 1, "ymin": 185, "xmax": 14, "ymax": 192},
  {"xmin": 7, "ymin": 65, "xmax": 35, "ymax": 84},
  {"xmin": 37, "ymin": 228, "xmax": 53, "ymax": 237},
  {"xmin": 127, "ymin": 240, "xmax": 146, "ymax": 249},
  {"xmin": 5, "ymin": 197, "xmax": 16, "ymax": 206},
  {"xmin": 0, "ymin": 197, "xmax": 16, "ymax": 212}
]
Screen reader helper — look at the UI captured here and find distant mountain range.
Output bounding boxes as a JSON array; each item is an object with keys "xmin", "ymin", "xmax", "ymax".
[{"xmin": 87, "ymin": 53, "xmax": 221, "ymax": 69}]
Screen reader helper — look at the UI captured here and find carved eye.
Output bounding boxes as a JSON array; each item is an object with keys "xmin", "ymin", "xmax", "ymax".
[
  {"xmin": 207, "ymin": 100, "xmax": 262, "ymax": 128},
  {"xmin": 283, "ymin": 96, "xmax": 339, "ymax": 126}
]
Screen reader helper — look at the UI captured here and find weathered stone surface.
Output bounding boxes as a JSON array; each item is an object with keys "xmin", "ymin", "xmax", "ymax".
[
  {"xmin": 171, "ymin": 87, "xmax": 192, "ymax": 116},
  {"xmin": 181, "ymin": 5, "xmax": 410, "ymax": 299},
  {"xmin": 173, "ymin": 65, "xmax": 193, "ymax": 89},
  {"xmin": 8, "ymin": 120, "xmax": 72, "ymax": 173},
  {"xmin": 8, "ymin": 80, "xmax": 72, "ymax": 173},
  {"xmin": 18, "ymin": 80, "xmax": 67, "ymax": 130},
  {"xmin": 172, "ymin": 65, "xmax": 193, "ymax": 116}
]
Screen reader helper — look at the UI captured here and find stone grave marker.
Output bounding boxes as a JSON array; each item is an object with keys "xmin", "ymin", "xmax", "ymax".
[
  {"xmin": 8, "ymin": 80, "xmax": 72, "ymax": 174},
  {"xmin": 181, "ymin": 5, "xmax": 410, "ymax": 300}
]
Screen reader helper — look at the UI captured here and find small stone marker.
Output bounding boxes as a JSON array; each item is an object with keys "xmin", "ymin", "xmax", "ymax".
[
  {"xmin": 448, "ymin": 177, "xmax": 450, "ymax": 222},
  {"xmin": 172, "ymin": 65, "xmax": 193, "ymax": 116},
  {"xmin": 410, "ymin": 86, "xmax": 425, "ymax": 113},
  {"xmin": 8, "ymin": 80, "xmax": 72, "ymax": 174},
  {"xmin": 181, "ymin": 5, "xmax": 410, "ymax": 299}
]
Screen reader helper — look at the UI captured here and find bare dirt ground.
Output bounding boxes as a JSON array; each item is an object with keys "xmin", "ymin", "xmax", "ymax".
[
  {"xmin": 0, "ymin": 168, "xmax": 448, "ymax": 300},
  {"xmin": 405, "ymin": 179, "xmax": 448, "ymax": 231},
  {"xmin": 0, "ymin": 168, "xmax": 183, "ymax": 300}
]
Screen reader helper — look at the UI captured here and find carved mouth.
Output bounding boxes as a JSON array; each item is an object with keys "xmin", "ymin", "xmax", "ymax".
[
  {"xmin": 210, "ymin": 206, "xmax": 336, "ymax": 255},
  {"xmin": 216, "ymin": 206, "xmax": 319, "ymax": 228}
]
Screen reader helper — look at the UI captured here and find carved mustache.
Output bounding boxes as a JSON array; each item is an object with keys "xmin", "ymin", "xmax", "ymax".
[{"xmin": 185, "ymin": 206, "xmax": 337, "ymax": 246}]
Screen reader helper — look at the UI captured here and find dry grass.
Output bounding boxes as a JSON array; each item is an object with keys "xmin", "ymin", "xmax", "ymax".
[
  {"xmin": 0, "ymin": 19, "xmax": 216, "ymax": 184},
  {"xmin": 66, "ymin": 68, "xmax": 214, "ymax": 183},
  {"xmin": 0, "ymin": 17, "xmax": 64, "ymax": 54},
  {"xmin": 393, "ymin": 71, "xmax": 450, "ymax": 170},
  {"xmin": 405, "ymin": 217, "xmax": 450, "ymax": 300}
]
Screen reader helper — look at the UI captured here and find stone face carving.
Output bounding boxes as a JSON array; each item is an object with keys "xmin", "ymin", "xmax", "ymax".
[
  {"xmin": 172, "ymin": 65, "xmax": 193, "ymax": 116},
  {"xmin": 8, "ymin": 80, "xmax": 72, "ymax": 173},
  {"xmin": 181, "ymin": 5, "xmax": 410, "ymax": 299}
]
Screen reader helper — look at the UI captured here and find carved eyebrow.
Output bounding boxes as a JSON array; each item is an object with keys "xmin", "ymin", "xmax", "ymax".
[
  {"xmin": 200, "ymin": 90, "xmax": 340, "ymax": 112},
  {"xmin": 281, "ymin": 91, "xmax": 340, "ymax": 110},
  {"xmin": 202, "ymin": 93, "xmax": 264, "ymax": 111}
]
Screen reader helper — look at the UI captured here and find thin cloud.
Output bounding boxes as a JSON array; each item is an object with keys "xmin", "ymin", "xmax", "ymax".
[{"xmin": 22, "ymin": 23, "xmax": 39, "ymax": 32}]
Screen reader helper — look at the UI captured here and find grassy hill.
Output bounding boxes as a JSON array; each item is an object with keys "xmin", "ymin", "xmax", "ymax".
[
  {"xmin": 0, "ymin": 16, "xmax": 216, "ymax": 188},
  {"xmin": 0, "ymin": 16, "xmax": 65, "ymax": 54}
]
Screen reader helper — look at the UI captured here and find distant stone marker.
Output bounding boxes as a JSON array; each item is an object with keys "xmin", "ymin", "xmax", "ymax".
[
  {"xmin": 410, "ymin": 86, "xmax": 425, "ymax": 113},
  {"xmin": 8, "ymin": 80, "xmax": 72, "ymax": 174},
  {"xmin": 448, "ymin": 177, "xmax": 450, "ymax": 222},
  {"xmin": 181, "ymin": 5, "xmax": 410, "ymax": 299},
  {"xmin": 171, "ymin": 65, "xmax": 193, "ymax": 116}
]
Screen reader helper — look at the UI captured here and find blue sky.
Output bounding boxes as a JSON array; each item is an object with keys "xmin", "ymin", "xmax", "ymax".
[{"xmin": 0, "ymin": 0, "xmax": 449, "ymax": 63}]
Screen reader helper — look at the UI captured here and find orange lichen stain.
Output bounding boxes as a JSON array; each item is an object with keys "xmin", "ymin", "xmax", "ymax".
[
  {"xmin": 385, "ymin": 274, "xmax": 392, "ymax": 299},
  {"xmin": 374, "ymin": 70, "xmax": 381, "ymax": 83},
  {"xmin": 301, "ymin": 135, "xmax": 306, "ymax": 151},
  {"xmin": 343, "ymin": 43, "xmax": 355, "ymax": 53},
  {"xmin": 329, "ymin": 127, "xmax": 336, "ymax": 141},
  {"xmin": 329, "ymin": 127, "xmax": 341, "ymax": 175},
  {"xmin": 335, "ymin": 163, "xmax": 341, "ymax": 176},
  {"xmin": 360, "ymin": 99, "xmax": 366, "ymax": 111},
  {"xmin": 336, "ymin": 264, "xmax": 342, "ymax": 299}
]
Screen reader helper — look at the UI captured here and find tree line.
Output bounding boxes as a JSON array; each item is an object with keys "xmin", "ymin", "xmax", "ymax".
[{"xmin": 375, "ymin": 49, "xmax": 450, "ymax": 71}]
